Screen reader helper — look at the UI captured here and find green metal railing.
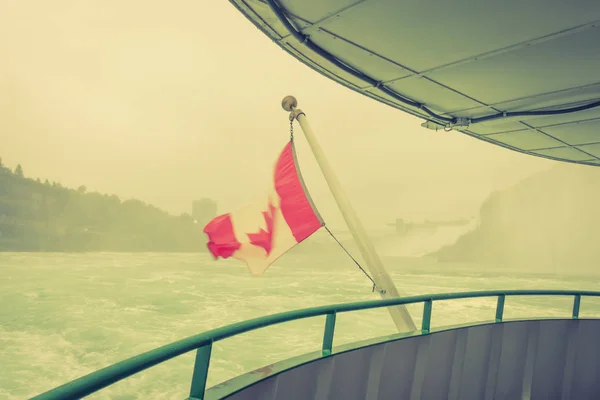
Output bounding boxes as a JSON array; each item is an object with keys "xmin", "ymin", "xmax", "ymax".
[{"xmin": 31, "ymin": 290, "xmax": 600, "ymax": 400}]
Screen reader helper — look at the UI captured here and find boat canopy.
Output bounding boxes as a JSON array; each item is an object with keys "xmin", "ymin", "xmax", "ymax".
[{"xmin": 230, "ymin": 0, "xmax": 600, "ymax": 166}]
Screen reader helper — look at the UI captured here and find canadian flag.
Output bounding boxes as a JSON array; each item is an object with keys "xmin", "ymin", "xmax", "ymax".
[{"xmin": 203, "ymin": 141, "xmax": 323, "ymax": 274}]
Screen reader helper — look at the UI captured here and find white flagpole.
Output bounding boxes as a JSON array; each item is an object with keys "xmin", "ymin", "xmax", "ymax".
[{"xmin": 282, "ymin": 96, "xmax": 416, "ymax": 333}]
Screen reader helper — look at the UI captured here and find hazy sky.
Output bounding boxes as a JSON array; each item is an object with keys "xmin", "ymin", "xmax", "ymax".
[{"xmin": 0, "ymin": 1, "xmax": 559, "ymax": 229}]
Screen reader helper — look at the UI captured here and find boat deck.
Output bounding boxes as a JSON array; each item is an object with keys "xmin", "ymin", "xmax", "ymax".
[{"xmin": 31, "ymin": 290, "xmax": 600, "ymax": 400}]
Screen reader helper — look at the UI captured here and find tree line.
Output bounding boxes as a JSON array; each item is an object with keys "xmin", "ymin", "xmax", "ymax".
[{"xmin": 0, "ymin": 158, "xmax": 208, "ymax": 252}]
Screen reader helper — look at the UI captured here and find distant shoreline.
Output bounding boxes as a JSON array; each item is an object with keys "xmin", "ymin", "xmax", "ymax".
[{"xmin": 0, "ymin": 161, "xmax": 212, "ymax": 253}]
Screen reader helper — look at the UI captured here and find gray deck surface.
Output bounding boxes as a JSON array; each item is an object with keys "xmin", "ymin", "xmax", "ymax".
[{"xmin": 225, "ymin": 319, "xmax": 600, "ymax": 399}]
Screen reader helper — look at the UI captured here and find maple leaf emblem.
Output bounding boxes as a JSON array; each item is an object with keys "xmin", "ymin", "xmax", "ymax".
[{"xmin": 246, "ymin": 200, "xmax": 277, "ymax": 255}]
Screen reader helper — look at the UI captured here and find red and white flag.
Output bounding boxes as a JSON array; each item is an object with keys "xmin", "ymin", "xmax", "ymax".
[{"xmin": 203, "ymin": 141, "xmax": 323, "ymax": 275}]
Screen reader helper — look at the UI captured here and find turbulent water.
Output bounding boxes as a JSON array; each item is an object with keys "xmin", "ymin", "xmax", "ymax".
[{"xmin": 2, "ymin": 245, "xmax": 600, "ymax": 399}]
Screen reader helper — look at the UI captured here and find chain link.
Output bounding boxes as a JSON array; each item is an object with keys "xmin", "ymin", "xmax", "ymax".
[{"xmin": 289, "ymin": 118, "xmax": 294, "ymax": 140}]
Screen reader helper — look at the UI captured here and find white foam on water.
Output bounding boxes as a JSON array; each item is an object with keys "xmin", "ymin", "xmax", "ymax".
[{"xmin": 0, "ymin": 251, "xmax": 598, "ymax": 399}]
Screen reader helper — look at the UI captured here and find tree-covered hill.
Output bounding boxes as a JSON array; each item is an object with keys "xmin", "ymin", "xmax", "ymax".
[{"xmin": 0, "ymin": 158, "xmax": 207, "ymax": 252}]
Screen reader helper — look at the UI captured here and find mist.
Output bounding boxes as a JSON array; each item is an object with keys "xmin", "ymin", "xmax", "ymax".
[
  {"xmin": 0, "ymin": 0, "xmax": 557, "ymax": 233},
  {"xmin": 4, "ymin": 4, "xmax": 600, "ymax": 400},
  {"xmin": 434, "ymin": 162, "xmax": 600, "ymax": 273}
]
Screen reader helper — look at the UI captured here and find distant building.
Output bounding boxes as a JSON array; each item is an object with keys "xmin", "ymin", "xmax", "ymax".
[
  {"xmin": 393, "ymin": 218, "xmax": 408, "ymax": 235},
  {"xmin": 192, "ymin": 198, "xmax": 217, "ymax": 226}
]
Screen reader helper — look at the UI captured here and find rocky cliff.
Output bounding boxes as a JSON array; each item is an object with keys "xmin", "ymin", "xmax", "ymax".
[{"xmin": 433, "ymin": 164, "xmax": 600, "ymax": 270}]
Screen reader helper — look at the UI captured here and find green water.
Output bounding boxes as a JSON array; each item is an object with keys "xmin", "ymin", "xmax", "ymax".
[{"xmin": 1, "ymin": 252, "xmax": 599, "ymax": 399}]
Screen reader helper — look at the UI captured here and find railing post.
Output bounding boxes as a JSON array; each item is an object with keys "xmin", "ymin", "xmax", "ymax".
[
  {"xmin": 189, "ymin": 343, "xmax": 212, "ymax": 400},
  {"xmin": 572, "ymin": 294, "xmax": 581, "ymax": 319},
  {"xmin": 421, "ymin": 300, "xmax": 432, "ymax": 334},
  {"xmin": 322, "ymin": 312, "xmax": 336, "ymax": 356},
  {"xmin": 495, "ymin": 294, "xmax": 505, "ymax": 322}
]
